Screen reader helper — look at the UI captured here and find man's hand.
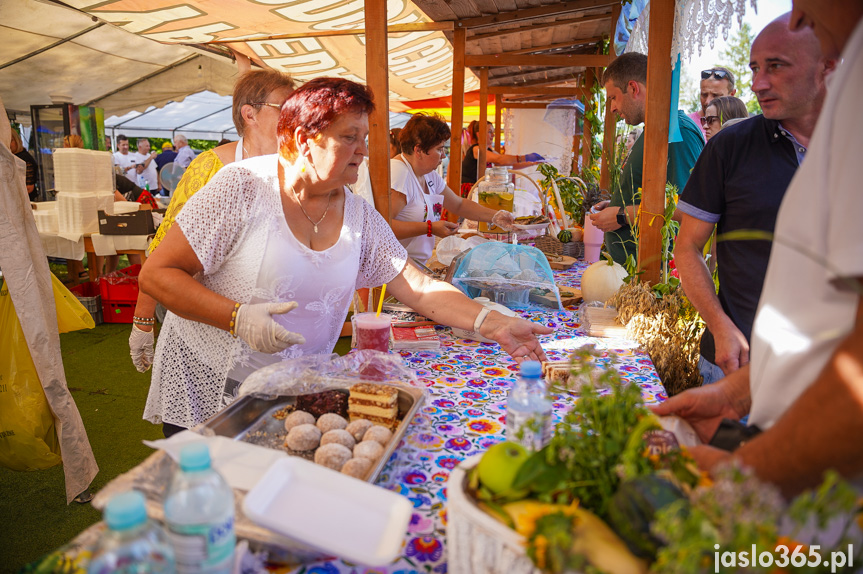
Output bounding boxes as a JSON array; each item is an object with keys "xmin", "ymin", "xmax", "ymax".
[
  {"xmin": 689, "ymin": 444, "xmax": 732, "ymax": 473},
  {"xmin": 589, "ymin": 204, "xmax": 623, "ymax": 233},
  {"xmin": 432, "ymin": 220, "xmax": 459, "ymax": 238},
  {"xmin": 235, "ymin": 302, "xmax": 306, "ymax": 353},
  {"xmin": 129, "ymin": 324, "xmax": 155, "ymax": 372},
  {"xmin": 713, "ymin": 321, "xmax": 750, "ymax": 374},
  {"xmin": 480, "ymin": 312, "xmax": 553, "ymax": 363},
  {"xmin": 649, "ymin": 367, "xmax": 751, "ymax": 443}
]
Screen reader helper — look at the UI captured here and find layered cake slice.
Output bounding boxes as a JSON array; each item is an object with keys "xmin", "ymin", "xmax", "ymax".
[{"xmin": 348, "ymin": 383, "xmax": 399, "ymax": 430}]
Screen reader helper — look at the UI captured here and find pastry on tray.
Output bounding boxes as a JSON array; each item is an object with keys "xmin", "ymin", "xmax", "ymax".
[
  {"xmin": 295, "ymin": 389, "xmax": 349, "ymax": 418},
  {"xmin": 348, "ymin": 382, "xmax": 399, "ymax": 430}
]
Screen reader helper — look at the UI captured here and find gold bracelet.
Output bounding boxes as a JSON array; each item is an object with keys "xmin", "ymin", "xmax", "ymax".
[{"xmin": 229, "ymin": 302, "xmax": 241, "ymax": 338}]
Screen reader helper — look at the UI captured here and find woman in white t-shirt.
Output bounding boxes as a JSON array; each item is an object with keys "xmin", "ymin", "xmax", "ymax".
[
  {"xmin": 139, "ymin": 79, "xmax": 552, "ymax": 434},
  {"xmin": 390, "ymin": 113, "xmax": 515, "ymax": 263}
]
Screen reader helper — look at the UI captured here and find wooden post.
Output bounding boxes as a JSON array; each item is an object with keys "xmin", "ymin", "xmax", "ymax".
[
  {"xmin": 494, "ymin": 94, "xmax": 502, "ymax": 152},
  {"xmin": 447, "ymin": 28, "xmax": 466, "ymax": 193},
  {"xmin": 599, "ymin": 1, "xmax": 621, "ymax": 192},
  {"xmin": 581, "ymin": 68, "xmax": 595, "ymax": 177},
  {"xmin": 477, "ymin": 67, "xmax": 489, "ymax": 181},
  {"xmin": 365, "ymin": 0, "xmax": 390, "ymax": 221},
  {"xmin": 638, "ymin": 0, "xmax": 675, "ymax": 285}
]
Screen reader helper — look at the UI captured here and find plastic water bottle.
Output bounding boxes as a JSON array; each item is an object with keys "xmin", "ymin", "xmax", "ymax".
[
  {"xmin": 506, "ymin": 360, "xmax": 553, "ymax": 451},
  {"xmin": 137, "ymin": 172, "xmax": 147, "ymax": 188},
  {"xmin": 163, "ymin": 444, "xmax": 235, "ymax": 574},
  {"xmin": 88, "ymin": 490, "xmax": 175, "ymax": 574}
]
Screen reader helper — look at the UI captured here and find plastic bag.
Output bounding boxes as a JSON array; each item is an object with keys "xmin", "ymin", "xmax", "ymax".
[
  {"xmin": 52, "ymin": 273, "xmax": 95, "ymax": 333},
  {"xmin": 450, "ymin": 242, "xmax": 562, "ymax": 309},
  {"xmin": 0, "ymin": 279, "xmax": 62, "ymax": 470}
]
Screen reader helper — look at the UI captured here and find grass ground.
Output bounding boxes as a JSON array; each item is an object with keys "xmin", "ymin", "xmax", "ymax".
[{"xmin": 0, "ymin": 307, "xmax": 351, "ymax": 572}]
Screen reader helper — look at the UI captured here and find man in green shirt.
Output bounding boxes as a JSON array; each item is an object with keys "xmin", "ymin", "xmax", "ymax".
[{"xmin": 589, "ymin": 52, "xmax": 704, "ymax": 266}]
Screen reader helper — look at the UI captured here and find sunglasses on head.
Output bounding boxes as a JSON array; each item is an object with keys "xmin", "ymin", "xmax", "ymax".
[{"xmin": 701, "ymin": 69, "xmax": 729, "ymax": 80}]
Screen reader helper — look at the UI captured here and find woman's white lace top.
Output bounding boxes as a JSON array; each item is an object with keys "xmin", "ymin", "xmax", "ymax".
[{"xmin": 144, "ymin": 154, "xmax": 408, "ymax": 428}]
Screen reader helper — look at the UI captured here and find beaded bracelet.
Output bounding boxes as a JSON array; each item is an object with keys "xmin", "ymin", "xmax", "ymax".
[
  {"xmin": 426, "ymin": 220, "xmax": 433, "ymax": 237},
  {"xmin": 132, "ymin": 316, "xmax": 155, "ymax": 325},
  {"xmin": 229, "ymin": 302, "xmax": 241, "ymax": 338}
]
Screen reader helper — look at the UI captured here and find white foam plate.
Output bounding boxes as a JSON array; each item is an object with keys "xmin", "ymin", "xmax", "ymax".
[
  {"xmin": 512, "ymin": 222, "xmax": 550, "ymax": 230},
  {"xmin": 243, "ymin": 457, "xmax": 412, "ymax": 566}
]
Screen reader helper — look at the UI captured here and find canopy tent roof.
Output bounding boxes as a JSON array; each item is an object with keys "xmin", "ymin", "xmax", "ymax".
[{"xmin": 104, "ymin": 91, "xmax": 414, "ymax": 141}]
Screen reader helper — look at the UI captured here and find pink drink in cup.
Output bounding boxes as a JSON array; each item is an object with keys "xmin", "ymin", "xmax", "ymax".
[{"xmin": 353, "ymin": 312, "xmax": 392, "ymax": 352}]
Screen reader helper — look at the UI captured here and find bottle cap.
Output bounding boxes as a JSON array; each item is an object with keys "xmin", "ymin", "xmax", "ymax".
[
  {"xmin": 104, "ymin": 490, "xmax": 147, "ymax": 531},
  {"xmin": 180, "ymin": 442, "xmax": 212, "ymax": 472},
  {"xmin": 520, "ymin": 360, "xmax": 541, "ymax": 378}
]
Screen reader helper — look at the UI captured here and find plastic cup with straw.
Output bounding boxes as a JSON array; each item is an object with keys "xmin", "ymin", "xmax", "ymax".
[{"xmin": 354, "ymin": 283, "xmax": 391, "ymax": 352}]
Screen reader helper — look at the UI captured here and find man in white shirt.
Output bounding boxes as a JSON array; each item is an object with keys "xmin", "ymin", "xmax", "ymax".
[
  {"xmin": 654, "ymin": 0, "xmax": 863, "ymax": 497},
  {"xmin": 112, "ymin": 134, "xmax": 137, "ymax": 183},
  {"xmin": 132, "ymin": 138, "xmax": 158, "ymax": 190},
  {"xmin": 174, "ymin": 134, "xmax": 195, "ymax": 168}
]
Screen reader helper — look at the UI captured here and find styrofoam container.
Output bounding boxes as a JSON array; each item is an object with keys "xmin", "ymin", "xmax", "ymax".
[
  {"xmin": 243, "ymin": 457, "xmax": 411, "ymax": 566},
  {"xmin": 112, "ymin": 201, "xmax": 140, "ymax": 214}
]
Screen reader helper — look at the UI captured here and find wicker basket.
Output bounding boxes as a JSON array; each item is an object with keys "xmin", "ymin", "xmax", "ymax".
[{"xmin": 535, "ymin": 235, "xmax": 584, "ymax": 259}]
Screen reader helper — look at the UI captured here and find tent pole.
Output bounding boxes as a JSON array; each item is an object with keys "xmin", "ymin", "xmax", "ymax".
[
  {"xmin": 446, "ymin": 28, "xmax": 466, "ymax": 194},
  {"xmin": 364, "ymin": 0, "xmax": 390, "ymax": 222},
  {"xmin": 638, "ymin": 0, "xmax": 675, "ymax": 286}
]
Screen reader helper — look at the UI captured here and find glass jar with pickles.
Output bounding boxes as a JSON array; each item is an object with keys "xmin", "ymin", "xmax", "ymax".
[{"xmin": 476, "ymin": 166, "xmax": 515, "ymax": 233}]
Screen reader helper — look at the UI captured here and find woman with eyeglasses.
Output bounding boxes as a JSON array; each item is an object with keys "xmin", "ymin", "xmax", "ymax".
[
  {"xmin": 389, "ymin": 113, "xmax": 515, "ymax": 263},
  {"xmin": 129, "ymin": 69, "xmax": 295, "ymax": 378},
  {"xmin": 701, "ymin": 95, "xmax": 749, "ymax": 140},
  {"xmin": 689, "ymin": 67, "xmax": 738, "ymax": 139}
]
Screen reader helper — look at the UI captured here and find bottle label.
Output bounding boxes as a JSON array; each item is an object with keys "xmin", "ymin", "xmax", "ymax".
[
  {"xmin": 167, "ymin": 514, "xmax": 235, "ymax": 573},
  {"xmin": 505, "ymin": 408, "xmax": 552, "ymax": 451}
]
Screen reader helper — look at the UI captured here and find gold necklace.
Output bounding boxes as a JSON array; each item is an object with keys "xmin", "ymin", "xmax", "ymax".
[{"xmin": 292, "ymin": 187, "xmax": 333, "ymax": 233}]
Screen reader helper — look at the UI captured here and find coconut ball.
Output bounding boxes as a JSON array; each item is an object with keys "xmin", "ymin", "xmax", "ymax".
[
  {"xmin": 316, "ymin": 412, "xmax": 348, "ymax": 434},
  {"xmin": 320, "ymin": 429, "xmax": 356, "ymax": 450},
  {"xmin": 353, "ymin": 439, "xmax": 385, "ymax": 462},
  {"xmin": 341, "ymin": 457, "xmax": 372, "ymax": 480},
  {"xmin": 314, "ymin": 443, "xmax": 352, "ymax": 471},
  {"xmin": 285, "ymin": 423, "xmax": 321, "ymax": 452},
  {"xmin": 284, "ymin": 410, "xmax": 315, "ymax": 433},
  {"xmin": 345, "ymin": 419, "xmax": 374, "ymax": 442},
  {"xmin": 363, "ymin": 425, "xmax": 393, "ymax": 446}
]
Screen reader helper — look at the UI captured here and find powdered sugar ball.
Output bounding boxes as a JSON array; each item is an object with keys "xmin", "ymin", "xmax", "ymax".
[
  {"xmin": 316, "ymin": 413, "xmax": 348, "ymax": 433},
  {"xmin": 353, "ymin": 440, "xmax": 385, "ymax": 462},
  {"xmin": 363, "ymin": 425, "xmax": 393, "ymax": 446},
  {"xmin": 284, "ymin": 410, "xmax": 315, "ymax": 432},
  {"xmin": 341, "ymin": 457, "xmax": 372, "ymax": 479},
  {"xmin": 320, "ymin": 429, "xmax": 356, "ymax": 450},
  {"xmin": 285, "ymin": 423, "xmax": 321, "ymax": 452},
  {"xmin": 314, "ymin": 443, "xmax": 352, "ymax": 471},
  {"xmin": 345, "ymin": 419, "xmax": 373, "ymax": 442}
]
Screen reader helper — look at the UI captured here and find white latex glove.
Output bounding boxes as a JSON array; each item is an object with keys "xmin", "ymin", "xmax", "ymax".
[
  {"xmin": 129, "ymin": 325, "xmax": 155, "ymax": 373},
  {"xmin": 491, "ymin": 209, "xmax": 515, "ymax": 231},
  {"xmin": 235, "ymin": 302, "xmax": 306, "ymax": 353}
]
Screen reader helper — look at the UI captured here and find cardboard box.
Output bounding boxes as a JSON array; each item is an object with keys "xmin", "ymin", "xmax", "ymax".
[{"xmin": 98, "ymin": 209, "xmax": 155, "ymax": 236}]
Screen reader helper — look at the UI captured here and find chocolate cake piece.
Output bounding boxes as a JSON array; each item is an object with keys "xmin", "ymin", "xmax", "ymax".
[{"xmin": 295, "ymin": 389, "xmax": 349, "ymax": 418}]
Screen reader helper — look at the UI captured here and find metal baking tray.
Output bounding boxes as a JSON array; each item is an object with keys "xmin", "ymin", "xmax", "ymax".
[{"xmin": 200, "ymin": 383, "xmax": 425, "ymax": 484}]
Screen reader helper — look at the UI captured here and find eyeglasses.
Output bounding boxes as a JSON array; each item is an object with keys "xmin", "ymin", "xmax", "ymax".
[
  {"xmin": 248, "ymin": 102, "xmax": 282, "ymax": 110},
  {"xmin": 701, "ymin": 69, "xmax": 729, "ymax": 80},
  {"xmin": 700, "ymin": 115, "xmax": 721, "ymax": 127}
]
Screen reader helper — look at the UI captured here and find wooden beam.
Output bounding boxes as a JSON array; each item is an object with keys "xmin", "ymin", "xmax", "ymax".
[
  {"xmin": 494, "ymin": 94, "xmax": 502, "ymax": 152},
  {"xmin": 365, "ymin": 0, "xmax": 390, "ymax": 222},
  {"xmin": 455, "ymin": 0, "xmax": 613, "ymax": 29},
  {"xmin": 468, "ymin": 13, "xmax": 610, "ymax": 42},
  {"xmin": 491, "ymin": 72, "xmax": 585, "ymax": 86},
  {"xmin": 499, "ymin": 103, "xmax": 549, "ymax": 109},
  {"xmin": 638, "ymin": 0, "xmax": 675, "ymax": 286},
  {"xmin": 466, "ymin": 54, "xmax": 614, "ymax": 68},
  {"xmin": 447, "ymin": 28, "xmax": 466, "ymax": 193},
  {"xmin": 599, "ymin": 1, "xmax": 621, "ymax": 191},
  {"xmin": 478, "ymin": 68, "xmax": 489, "ymax": 181},
  {"xmin": 502, "ymin": 37, "xmax": 603, "ymax": 56},
  {"xmin": 489, "ymin": 86, "xmax": 589, "ymax": 96},
  {"xmin": 581, "ymin": 68, "xmax": 595, "ymax": 176},
  {"xmin": 503, "ymin": 95, "xmax": 567, "ymax": 103},
  {"xmin": 209, "ymin": 21, "xmax": 453, "ymax": 43}
]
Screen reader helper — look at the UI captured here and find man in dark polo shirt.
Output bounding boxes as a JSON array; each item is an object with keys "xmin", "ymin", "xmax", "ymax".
[
  {"xmin": 590, "ymin": 52, "xmax": 704, "ymax": 266},
  {"xmin": 674, "ymin": 13, "xmax": 835, "ymax": 384}
]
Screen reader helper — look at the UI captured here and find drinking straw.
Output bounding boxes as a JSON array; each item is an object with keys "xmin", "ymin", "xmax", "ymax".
[{"xmin": 376, "ymin": 283, "xmax": 387, "ymax": 317}]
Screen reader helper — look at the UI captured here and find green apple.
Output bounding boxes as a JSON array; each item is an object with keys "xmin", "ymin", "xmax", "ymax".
[{"xmin": 477, "ymin": 441, "xmax": 530, "ymax": 497}]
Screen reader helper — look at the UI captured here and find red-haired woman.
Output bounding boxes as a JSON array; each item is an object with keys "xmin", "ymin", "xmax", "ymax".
[
  {"xmin": 390, "ymin": 113, "xmax": 515, "ymax": 263},
  {"xmin": 140, "ymin": 78, "xmax": 552, "ymax": 434}
]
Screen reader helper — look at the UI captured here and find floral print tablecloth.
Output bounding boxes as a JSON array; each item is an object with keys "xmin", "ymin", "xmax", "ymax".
[{"xmin": 290, "ymin": 264, "xmax": 667, "ymax": 574}]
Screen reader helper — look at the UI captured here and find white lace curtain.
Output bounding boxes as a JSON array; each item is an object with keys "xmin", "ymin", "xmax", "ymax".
[{"xmin": 626, "ymin": 0, "xmax": 758, "ymax": 67}]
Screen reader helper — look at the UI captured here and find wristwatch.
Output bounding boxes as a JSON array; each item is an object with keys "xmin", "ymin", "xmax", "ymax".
[{"xmin": 616, "ymin": 206, "xmax": 628, "ymax": 227}]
